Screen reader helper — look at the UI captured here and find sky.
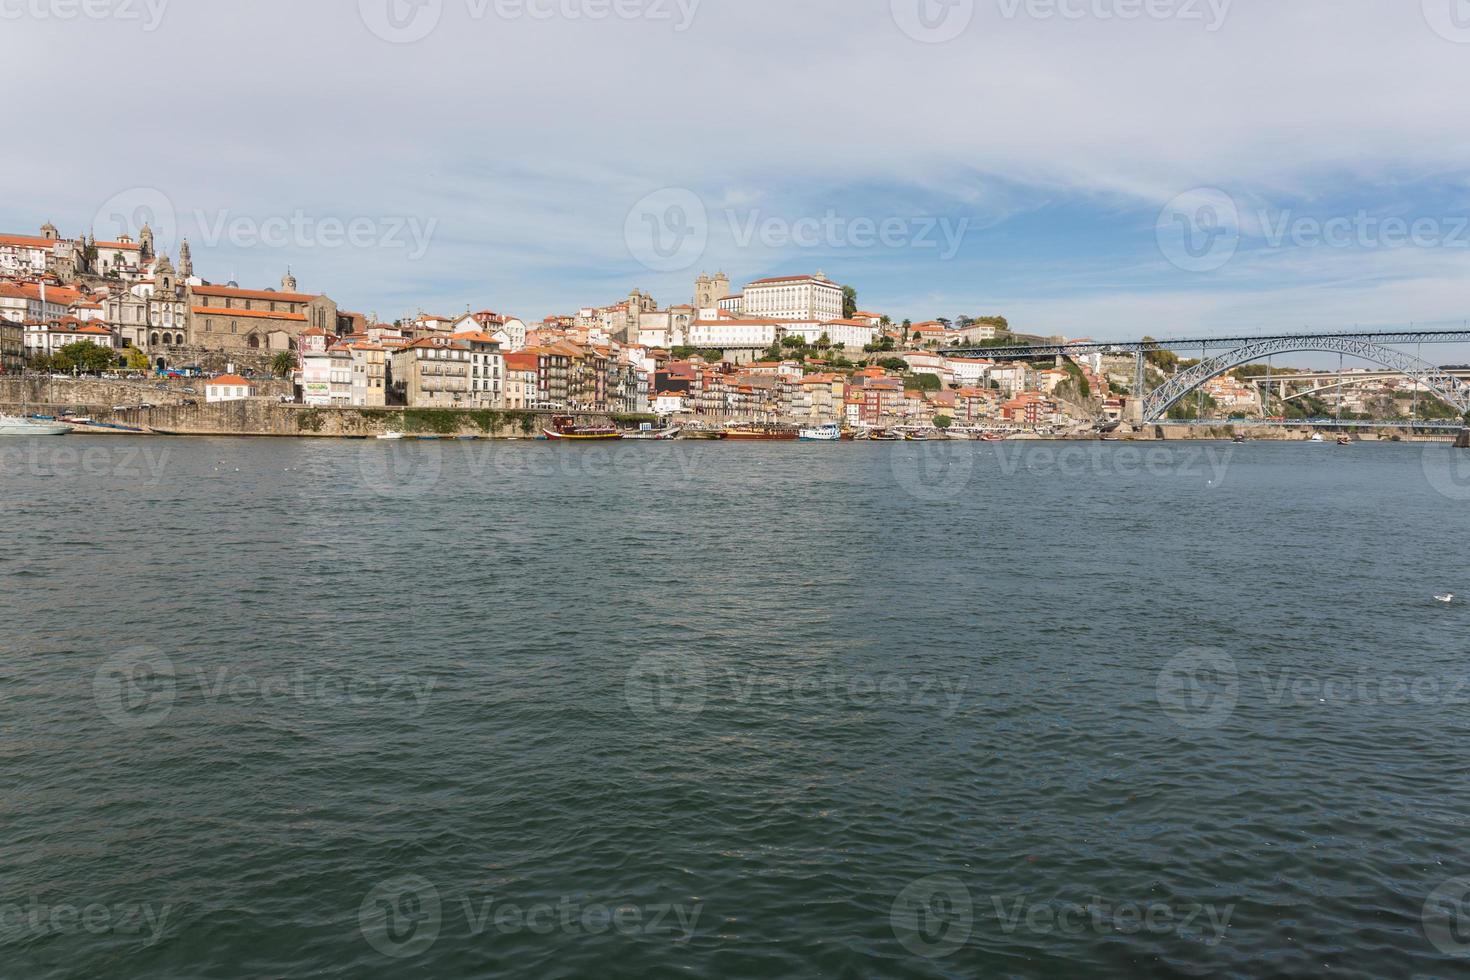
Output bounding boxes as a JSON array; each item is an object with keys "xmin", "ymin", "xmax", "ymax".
[{"xmin": 6, "ymin": 0, "xmax": 1470, "ymax": 347}]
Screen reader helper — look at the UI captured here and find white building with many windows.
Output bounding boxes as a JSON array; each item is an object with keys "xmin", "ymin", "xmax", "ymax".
[
  {"xmin": 740, "ymin": 273, "xmax": 843, "ymax": 322},
  {"xmin": 687, "ymin": 318, "xmax": 781, "ymax": 349}
]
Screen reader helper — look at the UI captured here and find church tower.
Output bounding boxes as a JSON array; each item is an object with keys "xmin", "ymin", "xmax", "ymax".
[
  {"xmin": 154, "ymin": 255, "xmax": 175, "ymax": 294},
  {"xmin": 41, "ymin": 221, "xmax": 59, "ymax": 241},
  {"xmin": 282, "ymin": 268, "xmax": 298, "ymax": 292},
  {"xmin": 178, "ymin": 239, "xmax": 193, "ymax": 278},
  {"xmin": 140, "ymin": 223, "xmax": 155, "ymax": 260}
]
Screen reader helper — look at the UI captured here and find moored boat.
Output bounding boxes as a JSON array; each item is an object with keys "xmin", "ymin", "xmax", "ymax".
[
  {"xmin": 0, "ymin": 414, "xmax": 71, "ymax": 437},
  {"xmin": 723, "ymin": 424, "xmax": 797, "ymax": 441},
  {"xmin": 623, "ymin": 425, "xmax": 682, "ymax": 441},
  {"xmin": 798, "ymin": 422, "xmax": 842, "ymax": 442},
  {"xmin": 545, "ymin": 416, "xmax": 622, "ymax": 440}
]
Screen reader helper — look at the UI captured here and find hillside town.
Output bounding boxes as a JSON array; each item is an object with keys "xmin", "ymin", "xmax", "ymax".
[{"xmin": 0, "ymin": 221, "xmax": 1453, "ymax": 432}]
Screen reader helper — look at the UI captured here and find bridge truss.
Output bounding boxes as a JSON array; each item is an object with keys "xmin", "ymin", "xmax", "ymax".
[{"xmin": 1140, "ymin": 336, "xmax": 1470, "ymax": 422}]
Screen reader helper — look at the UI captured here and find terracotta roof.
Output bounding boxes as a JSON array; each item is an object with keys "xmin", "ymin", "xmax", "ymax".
[
  {"xmin": 748, "ymin": 274, "xmax": 833, "ymax": 285},
  {"xmin": 208, "ymin": 374, "xmax": 254, "ymax": 387},
  {"xmin": 192, "ymin": 307, "xmax": 308, "ymax": 322},
  {"xmin": 0, "ymin": 233, "xmax": 57, "ymax": 249},
  {"xmin": 192, "ymin": 284, "xmax": 319, "ymax": 303}
]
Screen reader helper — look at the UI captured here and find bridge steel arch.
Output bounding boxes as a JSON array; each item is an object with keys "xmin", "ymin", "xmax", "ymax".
[{"xmin": 1142, "ymin": 336, "xmax": 1470, "ymax": 422}]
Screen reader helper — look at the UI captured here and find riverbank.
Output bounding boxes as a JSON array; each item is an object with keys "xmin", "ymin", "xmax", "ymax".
[{"xmin": 3, "ymin": 397, "xmax": 1464, "ymax": 443}]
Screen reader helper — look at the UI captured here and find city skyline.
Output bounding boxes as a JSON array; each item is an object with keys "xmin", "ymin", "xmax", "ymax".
[{"xmin": 6, "ymin": 2, "xmax": 1470, "ymax": 339}]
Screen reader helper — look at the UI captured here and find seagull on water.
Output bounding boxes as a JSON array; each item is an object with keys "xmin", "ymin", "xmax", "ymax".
[{"xmin": 1435, "ymin": 594, "xmax": 1455, "ymax": 604}]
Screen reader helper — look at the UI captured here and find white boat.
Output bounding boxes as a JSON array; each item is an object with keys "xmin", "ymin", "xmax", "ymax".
[
  {"xmin": 798, "ymin": 422, "xmax": 843, "ymax": 441},
  {"xmin": 0, "ymin": 414, "xmax": 72, "ymax": 437},
  {"xmin": 623, "ymin": 426, "xmax": 682, "ymax": 441},
  {"xmin": 377, "ymin": 431, "xmax": 405, "ymax": 441},
  {"xmin": 1310, "ymin": 433, "xmax": 1326, "ymax": 443}
]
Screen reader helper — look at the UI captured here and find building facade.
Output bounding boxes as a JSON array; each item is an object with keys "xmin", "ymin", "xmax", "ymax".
[
  {"xmin": 188, "ymin": 273, "xmax": 338, "ymax": 354},
  {"xmin": 740, "ymin": 273, "xmax": 842, "ymax": 322}
]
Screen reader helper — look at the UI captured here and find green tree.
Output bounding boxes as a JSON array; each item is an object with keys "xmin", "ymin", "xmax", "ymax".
[
  {"xmin": 781, "ymin": 335, "xmax": 807, "ymax": 350},
  {"xmin": 272, "ymin": 351, "xmax": 298, "ymax": 378},
  {"xmin": 878, "ymin": 357, "xmax": 909, "ymax": 373},
  {"xmin": 123, "ymin": 347, "xmax": 151, "ymax": 371},
  {"xmin": 56, "ymin": 342, "xmax": 115, "ymax": 374},
  {"xmin": 934, "ymin": 414, "xmax": 954, "ymax": 430},
  {"xmin": 1140, "ymin": 337, "xmax": 1179, "ymax": 372},
  {"xmin": 842, "ymin": 285, "xmax": 858, "ymax": 319},
  {"xmin": 905, "ymin": 373, "xmax": 941, "ymax": 392},
  {"xmin": 816, "ymin": 332, "xmax": 832, "ymax": 350}
]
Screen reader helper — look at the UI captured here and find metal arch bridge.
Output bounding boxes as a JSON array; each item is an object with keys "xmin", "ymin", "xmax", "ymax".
[
  {"xmin": 1142, "ymin": 336, "xmax": 1470, "ymax": 422},
  {"xmin": 940, "ymin": 328, "xmax": 1470, "ymax": 424}
]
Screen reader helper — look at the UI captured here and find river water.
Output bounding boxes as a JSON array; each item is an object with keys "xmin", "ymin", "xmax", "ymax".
[{"xmin": 3, "ymin": 436, "xmax": 1469, "ymax": 978}]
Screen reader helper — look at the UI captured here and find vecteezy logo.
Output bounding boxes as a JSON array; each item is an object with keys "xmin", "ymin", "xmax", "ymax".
[
  {"xmin": 360, "ymin": 875, "xmax": 442, "ymax": 958},
  {"xmin": 1421, "ymin": 442, "xmax": 1470, "ymax": 502},
  {"xmin": 1423, "ymin": 0, "xmax": 1470, "ymax": 43},
  {"xmin": 357, "ymin": 441, "xmax": 444, "ymax": 498},
  {"xmin": 1156, "ymin": 188, "xmax": 1241, "ymax": 273},
  {"xmin": 93, "ymin": 187, "xmax": 178, "ymax": 258},
  {"xmin": 1157, "ymin": 647, "xmax": 1239, "ymax": 729},
  {"xmin": 624, "ymin": 188, "xmax": 708, "ymax": 273},
  {"xmin": 359, "ymin": 0, "xmax": 443, "ymax": 43},
  {"xmin": 891, "ymin": 0, "xmax": 975, "ymax": 43},
  {"xmin": 624, "ymin": 653, "xmax": 708, "ymax": 721},
  {"xmin": 890, "ymin": 875, "xmax": 973, "ymax": 957},
  {"xmin": 93, "ymin": 646, "xmax": 176, "ymax": 729},
  {"xmin": 890, "ymin": 440, "xmax": 975, "ymax": 502},
  {"xmin": 1424, "ymin": 877, "xmax": 1470, "ymax": 956}
]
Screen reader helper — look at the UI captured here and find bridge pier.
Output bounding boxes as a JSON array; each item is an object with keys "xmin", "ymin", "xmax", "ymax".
[{"xmin": 1456, "ymin": 428, "xmax": 1470, "ymax": 449}]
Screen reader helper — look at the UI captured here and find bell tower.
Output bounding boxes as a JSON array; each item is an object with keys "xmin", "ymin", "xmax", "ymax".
[{"xmin": 282, "ymin": 268, "xmax": 298, "ymax": 292}]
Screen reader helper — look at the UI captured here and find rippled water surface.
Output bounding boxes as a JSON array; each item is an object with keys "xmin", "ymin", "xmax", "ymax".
[{"xmin": 4, "ymin": 435, "xmax": 1470, "ymax": 978}]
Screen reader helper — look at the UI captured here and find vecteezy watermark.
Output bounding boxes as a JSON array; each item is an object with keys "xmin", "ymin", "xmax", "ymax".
[
  {"xmin": 1424, "ymin": 877, "xmax": 1470, "ymax": 956},
  {"xmin": 0, "ymin": 898, "xmax": 172, "ymax": 947},
  {"xmin": 891, "ymin": 877, "xmax": 1233, "ymax": 957},
  {"xmin": 891, "ymin": 0, "xmax": 975, "ymax": 43},
  {"xmin": 1160, "ymin": 189, "xmax": 1470, "ymax": 272},
  {"xmin": 890, "ymin": 441, "xmax": 1235, "ymax": 503},
  {"xmin": 995, "ymin": 0, "xmax": 1230, "ymax": 29},
  {"xmin": 1156, "ymin": 648, "xmax": 1239, "ymax": 730},
  {"xmin": 94, "ymin": 187, "xmax": 178, "ymax": 257},
  {"xmin": 93, "ymin": 649, "xmax": 437, "ymax": 729},
  {"xmin": 625, "ymin": 653, "xmax": 709, "ymax": 721},
  {"xmin": 0, "ymin": 445, "xmax": 171, "ymax": 482},
  {"xmin": 0, "ymin": 0, "xmax": 169, "ymax": 31},
  {"xmin": 624, "ymin": 654, "xmax": 970, "ymax": 722},
  {"xmin": 1421, "ymin": 442, "xmax": 1470, "ymax": 502},
  {"xmin": 359, "ymin": 876, "xmax": 701, "ymax": 958},
  {"xmin": 625, "ymin": 188, "xmax": 708, "ymax": 273},
  {"xmin": 1158, "ymin": 649, "xmax": 1470, "ymax": 729},
  {"xmin": 357, "ymin": 441, "xmax": 445, "ymax": 499},
  {"xmin": 189, "ymin": 209, "xmax": 437, "ymax": 261},
  {"xmin": 1422, "ymin": 0, "xmax": 1470, "ymax": 44},
  {"xmin": 892, "ymin": 0, "xmax": 1228, "ymax": 43},
  {"xmin": 891, "ymin": 876, "xmax": 974, "ymax": 957},
  {"xmin": 989, "ymin": 894, "xmax": 1234, "ymax": 945},
  {"xmin": 1157, "ymin": 187, "xmax": 1241, "ymax": 273},
  {"xmin": 93, "ymin": 646, "xmax": 176, "ymax": 730},
  {"xmin": 359, "ymin": 0, "xmax": 700, "ymax": 43},
  {"xmin": 1257, "ymin": 210, "xmax": 1470, "ymax": 252},
  {"xmin": 726, "ymin": 210, "xmax": 971, "ymax": 262},
  {"xmin": 623, "ymin": 190, "xmax": 971, "ymax": 272}
]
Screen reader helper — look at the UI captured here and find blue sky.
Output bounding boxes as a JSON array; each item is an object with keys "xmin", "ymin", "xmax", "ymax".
[{"xmin": 5, "ymin": 0, "xmax": 1470, "ymax": 354}]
